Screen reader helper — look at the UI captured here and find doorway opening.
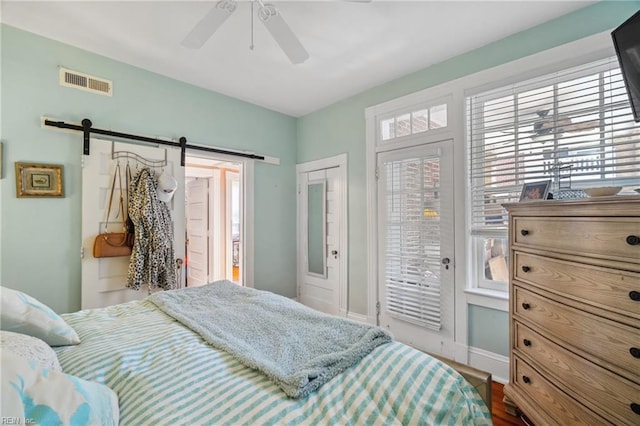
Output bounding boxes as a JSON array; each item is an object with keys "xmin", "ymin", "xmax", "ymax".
[{"xmin": 185, "ymin": 155, "xmax": 243, "ymax": 287}]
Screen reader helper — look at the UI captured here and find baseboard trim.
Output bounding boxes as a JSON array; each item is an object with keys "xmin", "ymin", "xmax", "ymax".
[
  {"xmin": 453, "ymin": 342, "xmax": 469, "ymax": 364},
  {"xmin": 346, "ymin": 311, "xmax": 369, "ymax": 324},
  {"xmin": 468, "ymin": 346, "xmax": 509, "ymax": 384}
]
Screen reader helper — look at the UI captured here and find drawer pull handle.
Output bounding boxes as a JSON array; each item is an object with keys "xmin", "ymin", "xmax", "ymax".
[
  {"xmin": 627, "ymin": 235, "xmax": 640, "ymax": 246},
  {"xmin": 521, "ymin": 266, "xmax": 531, "ymax": 273},
  {"xmin": 523, "ymin": 339, "xmax": 532, "ymax": 347},
  {"xmin": 520, "ymin": 229, "xmax": 530, "ymax": 236},
  {"xmin": 631, "ymin": 347, "xmax": 640, "ymax": 359},
  {"xmin": 630, "ymin": 291, "xmax": 640, "ymax": 302},
  {"xmin": 522, "ymin": 375, "xmax": 531, "ymax": 384},
  {"xmin": 631, "ymin": 403, "xmax": 640, "ymax": 415},
  {"xmin": 522, "ymin": 302, "xmax": 531, "ymax": 310}
]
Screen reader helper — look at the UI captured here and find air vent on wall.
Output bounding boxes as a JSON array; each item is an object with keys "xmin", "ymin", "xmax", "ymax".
[{"xmin": 59, "ymin": 67, "xmax": 112, "ymax": 96}]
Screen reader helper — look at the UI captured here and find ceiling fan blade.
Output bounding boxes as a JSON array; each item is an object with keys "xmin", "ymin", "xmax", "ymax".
[
  {"xmin": 258, "ymin": 4, "xmax": 309, "ymax": 64},
  {"xmin": 181, "ymin": 0, "xmax": 238, "ymax": 49}
]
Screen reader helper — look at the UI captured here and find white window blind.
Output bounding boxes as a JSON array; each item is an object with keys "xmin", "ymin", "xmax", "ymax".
[
  {"xmin": 468, "ymin": 56, "xmax": 640, "ymax": 234},
  {"xmin": 383, "ymin": 154, "xmax": 442, "ymax": 330}
]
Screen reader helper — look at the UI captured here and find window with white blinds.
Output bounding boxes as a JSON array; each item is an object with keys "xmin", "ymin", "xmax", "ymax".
[
  {"xmin": 383, "ymin": 154, "xmax": 442, "ymax": 330},
  {"xmin": 467, "ymin": 56, "xmax": 640, "ymax": 291}
]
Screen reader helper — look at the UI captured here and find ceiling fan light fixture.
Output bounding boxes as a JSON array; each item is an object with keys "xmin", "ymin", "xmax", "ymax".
[
  {"xmin": 258, "ymin": 3, "xmax": 309, "ymax": 64},
  {"xmin": 181, "ymin": 0, "xmax": 238, "ymax": 49}
]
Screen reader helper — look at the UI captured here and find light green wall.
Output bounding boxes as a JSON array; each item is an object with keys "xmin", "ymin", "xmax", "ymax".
[
  {"xmin": 296, "ymin": 1, "xmax": 640, "ymax": 352},
  {"xmin": 0, "ymin": 25, "xmax": 298, "ymax": 313},
  {"xmin": 468, "ymin": 305, "xmax": 509, "ymax": 357},
  {"xmin": 2, "ymin": 2, "xmax": 638, "ymax": 356}
]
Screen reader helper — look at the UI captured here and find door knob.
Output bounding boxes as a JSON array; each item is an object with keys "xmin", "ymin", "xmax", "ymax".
[
  {"xmin": 442, "ymin": 257, "xmax": 450, "ymax": 270},
  {"xmin": 331, "ymin": 250, "xmax": 338, "ymax": 259}
]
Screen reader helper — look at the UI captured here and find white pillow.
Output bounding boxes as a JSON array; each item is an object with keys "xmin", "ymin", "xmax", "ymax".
[
  {"xmin": 1, "ymin": 330, "xmax": 62, "ymax": 372},
  {"xmin": 0, "ymin": 286, "xmax": 80, "ymax": 346},
  {"xmin": 1, "ymin": 351, "xmax": 119, "ymax": 425}
]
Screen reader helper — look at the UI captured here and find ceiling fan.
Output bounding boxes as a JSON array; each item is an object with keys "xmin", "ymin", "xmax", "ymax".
[
  {"xmin": 498, "ymin": 109, "xmax": 601, "ymax": 141},
  {"xmin": 181, "ymin": 0, "xmax": 309, "ymax": 64},
  {"xmin": 530, "ymin": 109, "xmax": 600, "ymax": 141}
]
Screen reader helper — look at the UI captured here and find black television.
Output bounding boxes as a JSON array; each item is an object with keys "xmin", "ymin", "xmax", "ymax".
[{"xmin": 612, "ymin": 9, "xmax": 640, "ymax": 123}]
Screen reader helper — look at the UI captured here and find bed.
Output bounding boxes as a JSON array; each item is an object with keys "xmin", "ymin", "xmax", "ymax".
[{"xmin": 1, "ymin": 282, "xmax": 491, "ymax": 425}]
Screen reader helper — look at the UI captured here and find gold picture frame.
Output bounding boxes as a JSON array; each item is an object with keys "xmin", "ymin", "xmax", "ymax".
[{"xmin": 15, "ymin": 162, "xmax": 64, "ymax": 198}]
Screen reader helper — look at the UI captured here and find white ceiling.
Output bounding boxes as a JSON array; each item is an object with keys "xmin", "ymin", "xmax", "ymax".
[{"xmin": 1, "ymin": 1, "xmax": 596, "ymax": 117}]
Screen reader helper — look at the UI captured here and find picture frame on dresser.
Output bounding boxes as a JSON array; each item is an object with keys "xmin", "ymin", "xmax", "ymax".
[{"xmin": 518, "ymin": 180, "xmax": 550, "ymax": 202}]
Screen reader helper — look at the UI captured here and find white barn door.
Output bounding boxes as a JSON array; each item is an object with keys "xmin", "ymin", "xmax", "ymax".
[{"xmin": 81, "ymin": 138, "xmax": 185, "ymax": 309}]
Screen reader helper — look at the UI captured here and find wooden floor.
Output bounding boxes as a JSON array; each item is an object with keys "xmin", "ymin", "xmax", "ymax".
[{"xmin": 492, "ymin": 381, "xmax": 529, "ymax": 426}]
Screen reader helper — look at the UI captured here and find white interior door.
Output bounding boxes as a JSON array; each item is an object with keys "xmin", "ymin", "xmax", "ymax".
[
  {"xmin": 81, "ymin": 138, "xmax": 185, "ymax": 309},
  {"xmin": 377, "ymin": 140, "xmax": 454, "ymax": 357},
  {"xmin": 186, "ymin": 178, "xmax": 209, "ymax": 287},
  {"xmin": 298, "ymin": 166, "xmax": 344, "ymax": 316}
]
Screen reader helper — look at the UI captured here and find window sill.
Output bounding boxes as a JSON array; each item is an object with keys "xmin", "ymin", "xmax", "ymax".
[{"xmin": 464, "ymin": 288, "xmax": 509, "ymax": 312}]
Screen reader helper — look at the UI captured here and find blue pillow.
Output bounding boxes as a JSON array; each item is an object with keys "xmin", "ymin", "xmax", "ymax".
[
  {"xmin": 0, "ymin": 286, "xmax": 80, "ymax": 346},
  {"xmin": 1, "ymin": 351, "xmax": 119, "ymax": 426}
]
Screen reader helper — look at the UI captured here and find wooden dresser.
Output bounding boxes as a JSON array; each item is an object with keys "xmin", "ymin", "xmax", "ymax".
[{"xmin": 502, "ymin": 196, "xmax": 640, "ymax": 425}]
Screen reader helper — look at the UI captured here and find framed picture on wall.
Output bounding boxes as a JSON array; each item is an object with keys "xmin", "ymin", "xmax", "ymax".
[
  {"xmin": 15, "ymin": 162, "xmax": 64, "ymax": 198},
  {"xmin": 519, "ymin": 179, "xmax": 551, "ymax": 202}
]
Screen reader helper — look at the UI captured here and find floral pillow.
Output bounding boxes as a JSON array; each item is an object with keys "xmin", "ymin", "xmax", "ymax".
[
  {"xmin": 0, "ymin": 330, "xmax": 62, "ymax": 372},
  {"xmin": 1, "ymin": 351, "xmax": 119, "ymax": 426},
  {"xmin": 0, "ymin": 286, "xmax": 80, "ymax": 346}
]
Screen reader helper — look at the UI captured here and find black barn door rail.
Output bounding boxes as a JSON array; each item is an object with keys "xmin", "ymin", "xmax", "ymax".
[{"xmin": 44, "ymin": 118, "xmax": 265, "ymax": 166}]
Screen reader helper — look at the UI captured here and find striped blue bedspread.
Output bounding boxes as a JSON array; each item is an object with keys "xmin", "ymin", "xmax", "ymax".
[{"xmin": 55, "ymin": 300, "xmax": 491, "ymax": 425}]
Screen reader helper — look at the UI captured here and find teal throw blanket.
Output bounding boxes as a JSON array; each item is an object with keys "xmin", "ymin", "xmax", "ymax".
[{"xmin": 148, "ymin": 281, "xmax": 391, "ymax": 398}]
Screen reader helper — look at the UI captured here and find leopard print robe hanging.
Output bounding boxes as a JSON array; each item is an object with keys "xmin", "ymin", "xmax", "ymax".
[{"xmin": 127, "ymin": 167, "xmax": 176, "ymax": 291}]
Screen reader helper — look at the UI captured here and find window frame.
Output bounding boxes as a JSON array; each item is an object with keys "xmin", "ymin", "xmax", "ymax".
[
  {"xmin": 367, "ymin": 32, "xmax": 623, "ymax": 321},
  {"xmin": 378, "ymin": 99, "xmax": 450, "ymax": 144},
  {"xmin": 465, "ymin": 54, "xmax": 640, "ymax": 295}
]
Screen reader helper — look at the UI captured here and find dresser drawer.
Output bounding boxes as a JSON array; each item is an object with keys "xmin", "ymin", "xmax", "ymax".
[
  {"xmin": 511, "ymin": 356, "xmax": 608, "ymax": 425},
  {"xmin": 514, "ymin": 322, "xmax": 640, "ymax": 425},
  {"xmin": 514, "ymin": 252, "xmax": 640, "ymax": 321},
  {"xmin": 514, "ymin": 286, "xmax": 640, "ymax": 380},
  {"xmin": 513, "ymin": 217, "xmax": 640, "ymax": 264}
]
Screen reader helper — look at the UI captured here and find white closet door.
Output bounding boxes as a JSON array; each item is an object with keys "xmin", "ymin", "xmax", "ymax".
[
  {"xmin": 298, "ymin": 167, "xmax": 342, "ymax": 315},
  {"xmin": 81, "ymin": 138, "xmax": 185, "ymax": 309}
]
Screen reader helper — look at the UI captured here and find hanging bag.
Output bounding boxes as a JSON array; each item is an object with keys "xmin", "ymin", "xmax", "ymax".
[
  {"xmin": 93, "ymin": 163, "xmax": 132, "ymax": 258},
  {"xmin": 124, "ymin": 163, "xmax": 135, "ymax": 248}
]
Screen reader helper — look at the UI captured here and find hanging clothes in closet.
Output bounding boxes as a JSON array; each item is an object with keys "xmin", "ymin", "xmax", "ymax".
[{"xmin": 127, "ymin": 167, "xmax": 176, "ymax": 291}]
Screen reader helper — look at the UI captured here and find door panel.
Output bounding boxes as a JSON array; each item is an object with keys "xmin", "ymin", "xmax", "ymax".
[
  {"xmin": 298, "ymin": 167, "xmax": 342, "ymax": 315},
  {"xmin": 377, "ymin": 140, "xmax": 454, "ymax": 357},
  {"xmin": 81, "ymin": 139, "xmax": 185, "ymax": 309},
  {"xmin": 186, "ymin": 178, "xmax": 209, "ymax": 286}
]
